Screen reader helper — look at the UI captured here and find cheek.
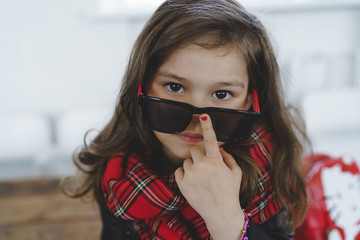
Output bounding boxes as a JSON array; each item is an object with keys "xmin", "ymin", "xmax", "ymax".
[
  {"xmin": 238, "ymin": 93, "xmax": 252, "ymax": 111},
  {"xmin": 228, "ymin": 93, "xmax": 251, "ymax": 111},
  {"xmin": 153, "ymin": 131, "xmax": 191, "ymax": 160},
  {"xmin": 153, "ymin": 131, "xmax": 169, "ymax": 146}
]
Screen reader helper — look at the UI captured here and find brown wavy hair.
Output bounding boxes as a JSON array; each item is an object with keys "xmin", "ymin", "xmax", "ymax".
[{"xmin": 62, "ymin": 0, "xmax": 309, "ymax": 230}]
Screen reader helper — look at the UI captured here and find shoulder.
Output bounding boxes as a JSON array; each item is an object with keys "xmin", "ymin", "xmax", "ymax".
[
  {"xmin": 245, "ymin": 126, "xmax": 282, "ymax": 223},
  {"xmin": 103, "ymin": 148, "xmax": 153, "ymax": 181},
  {"xmin": 249, "ymin": 125, "xmax": 273, "ymax": 149},
  {"xmin": 101, "ymin": 151, "xmax": 146, "ymax": 196},
  {"xmin": 102, "ymin": 151, "xmax": 144, "ymax": 182},
  {"xmin": 248, "ymin": 125, "xmax": 275, "ymax": 171}
]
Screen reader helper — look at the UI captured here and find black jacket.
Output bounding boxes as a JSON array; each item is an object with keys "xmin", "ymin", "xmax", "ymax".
[{"xmin": 100, "ymin": 206, "xmax": 294, "ymax": 240}]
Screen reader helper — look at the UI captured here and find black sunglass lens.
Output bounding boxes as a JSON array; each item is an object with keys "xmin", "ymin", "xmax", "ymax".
[
  {"xmin": 144, "ymin": 99, "xmax": 190, "ymax": 133},
  {"xmin": 140, "ymin": 96, "xmax": 258, "ymax": 141},
  {"xmin": 209, "ymin": 111, "xmax": 255, "ymax": 142}
]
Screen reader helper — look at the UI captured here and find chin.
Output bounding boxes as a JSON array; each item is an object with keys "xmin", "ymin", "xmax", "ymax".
[
  {"xmin": 175, "ymin": 152, "xmax": 191, "ymax": 160},
  {"xmin": 168, "ymin": 146, "xmax": 195, "ymax": 161},
  {"xmin": 167, "ymin": 148, "xmax": 190, "ymax": 160}
]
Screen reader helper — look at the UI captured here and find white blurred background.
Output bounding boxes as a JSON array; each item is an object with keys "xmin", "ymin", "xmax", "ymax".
[{"xmin": 0, "ymin": 0, "xmax": 359, "ymax": 181}]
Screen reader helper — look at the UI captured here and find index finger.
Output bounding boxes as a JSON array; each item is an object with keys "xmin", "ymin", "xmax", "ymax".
[{"xmin": 200, "ymin": 114, "xmax": 222, "ymax": 158}]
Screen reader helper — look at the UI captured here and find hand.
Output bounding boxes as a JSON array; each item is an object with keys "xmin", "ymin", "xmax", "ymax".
[{"xmin": 175, "ymin": 114, "xmax": 245, "ymax": 240}]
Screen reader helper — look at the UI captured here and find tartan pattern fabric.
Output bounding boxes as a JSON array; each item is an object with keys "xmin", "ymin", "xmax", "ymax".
[
  {"xmin": 246, "ymin": 128, "xmax": 281, "ymax": 223},
  {"xmin": 101, "ymin": 126, "xmax": 280, "ymax": 239}
]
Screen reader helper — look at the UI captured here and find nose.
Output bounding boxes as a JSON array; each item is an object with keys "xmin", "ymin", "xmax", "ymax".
[
  {"xmin": 191, "ymin": 114, "xmax": 201, "ymax": 123},
  {"xmin": 190, "ymin": 95, "xmax": 209, "ymax": 109},
  {"xmin": 185, "ymin": 114, "xmax": 202, "ymax": 132},
  {"xmin": 183, "ymin": 95, "xmax": 209, "ymax": 130}
]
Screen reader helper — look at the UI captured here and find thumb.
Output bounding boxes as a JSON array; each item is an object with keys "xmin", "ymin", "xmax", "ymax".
[{"xmin": 175, "ymin": 167, "xmax": 184, "ymax": 183}]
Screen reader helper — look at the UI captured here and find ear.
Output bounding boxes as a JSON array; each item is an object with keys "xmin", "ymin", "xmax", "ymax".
[{"xmin": 244, "ymin": 92, "xmax": 253, "ymax": 111}]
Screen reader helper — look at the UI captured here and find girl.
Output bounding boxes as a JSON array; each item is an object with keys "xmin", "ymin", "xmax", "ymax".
[{"xmin": 62, "ymin": 0, "xmax": 308, "ymax": 239}]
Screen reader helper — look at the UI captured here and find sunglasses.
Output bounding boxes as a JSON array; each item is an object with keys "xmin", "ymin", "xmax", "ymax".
[{"xmin": 138, "ymin": 84, "xmax": 260, "ymax": 142}]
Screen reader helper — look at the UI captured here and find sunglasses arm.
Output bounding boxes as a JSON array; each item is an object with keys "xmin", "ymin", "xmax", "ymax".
[
  {"xmin": 138, "ymin": 84, "xmax": 144, "ymax": 96},
  {"xmin": 252, "ymin": 89, "xmax": 260, "ymax": 113}
]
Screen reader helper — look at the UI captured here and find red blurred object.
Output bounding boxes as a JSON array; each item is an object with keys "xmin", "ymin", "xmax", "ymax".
[{"xmin": 294, "ymin": 154, "xmax": 360, "ymax": 240}]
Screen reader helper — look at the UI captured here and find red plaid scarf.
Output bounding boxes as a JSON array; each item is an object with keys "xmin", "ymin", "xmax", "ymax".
[{"xmin": 101, "ymin": 127, "xmax": 280, "ymax": 239}]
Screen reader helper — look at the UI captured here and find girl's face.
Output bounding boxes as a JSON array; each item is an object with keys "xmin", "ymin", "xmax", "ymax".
[{"xmin": 147, "ymin": 42, "xmax": 251, "ymax": 161}]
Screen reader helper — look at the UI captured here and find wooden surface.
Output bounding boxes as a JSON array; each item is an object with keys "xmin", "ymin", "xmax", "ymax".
[{"xmin": 0, "ymin": 178, "xmax": 102, "ymax": 240}]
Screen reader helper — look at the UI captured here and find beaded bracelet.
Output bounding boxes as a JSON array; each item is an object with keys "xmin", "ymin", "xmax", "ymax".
[{"xmin": 239, "ymin": 210, "xmax": 250, "ymax": 240}]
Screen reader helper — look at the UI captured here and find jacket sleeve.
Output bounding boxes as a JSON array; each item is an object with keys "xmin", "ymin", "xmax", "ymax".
[{"xmin": 246, "ymin": 210, "xmax": 294, "ymax": 240}]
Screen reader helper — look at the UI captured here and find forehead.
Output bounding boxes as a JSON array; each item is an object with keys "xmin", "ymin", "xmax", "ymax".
[{"xmin": 156, "ymin": 42, "xmax": 249, "ymax": 88}]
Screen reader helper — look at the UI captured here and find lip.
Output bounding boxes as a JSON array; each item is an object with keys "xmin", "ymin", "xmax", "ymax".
[{"xmin": 177, "ymin": 132, "xmax": 203, "ymax": 144}]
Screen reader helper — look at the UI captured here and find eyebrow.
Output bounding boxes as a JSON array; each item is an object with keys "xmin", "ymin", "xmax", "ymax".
[
  {"xmin": 157, "ymin": 71, "xmax": 246, "ymax": 89},
  {"xmin": 157, "ymin": 71, "xmax": 188, "ymax": 82},
  {"xmin": 214, "ymin": 81, "xmax": 246, "ymax": 89}
]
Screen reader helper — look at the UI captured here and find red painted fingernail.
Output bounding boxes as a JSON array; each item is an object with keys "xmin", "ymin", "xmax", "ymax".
[{"xmin": 201, "ymin": 116, "xmax": 207, "ymax": 121}]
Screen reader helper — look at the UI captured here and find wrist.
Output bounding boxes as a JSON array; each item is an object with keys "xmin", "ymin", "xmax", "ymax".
[
  {"xmin": 205, "ymin": 206, "xmax": 245, "ymax": 240},
  {"xmin": 239, "ymin": 210, "xmax": 250, "ymax": 240}
]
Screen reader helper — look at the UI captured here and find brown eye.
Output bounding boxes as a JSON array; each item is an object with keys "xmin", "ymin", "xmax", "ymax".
[
  {"xmin": 213, "ymin": 90, "xmax": 231, "ymax": 100},
  {"xmin": 166, "ymin": 83, "xmax": 184, "ymax": 93}
]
